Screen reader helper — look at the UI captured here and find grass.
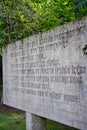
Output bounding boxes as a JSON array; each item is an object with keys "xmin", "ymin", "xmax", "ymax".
[
  {"xmin": 0, "ymin": 111, "xmax": 78, "ymax": 130},
  {"xmin": 46, "ymin": 120, "xmax": 78, "ymax": 130},
  {"xmin": 0, "ymin": 111, "xmax": 26, "ymax": 130}
]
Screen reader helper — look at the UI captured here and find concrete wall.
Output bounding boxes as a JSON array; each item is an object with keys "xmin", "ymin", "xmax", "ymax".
[
  {"xmin": 3, "ymin": 17, "xmax": 87, "ymax": 130},
  {"xmin": 0, "ymin": 56, "xmax": 2, "ymax": 102}
]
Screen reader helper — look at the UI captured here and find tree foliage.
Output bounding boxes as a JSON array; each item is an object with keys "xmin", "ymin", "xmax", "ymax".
[{"xmin": 0, "ymin": 0, "xmax": 87, "ymax": 50}]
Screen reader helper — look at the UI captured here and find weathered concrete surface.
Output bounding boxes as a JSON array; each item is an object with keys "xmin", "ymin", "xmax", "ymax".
[
  {"xmin": 0, "ymin": 56, "xmax": 2, "ymax": 103},
  {"xmin": 26, "ymin": 113, "xmax": 46, "ymax": 130},
  {"xmin": 3, "ymin": 17, "xmax": 87, "ymax": 130},
  {"xmin": 0, "ymin": 85, "xmax": 2, "ymax": 103}
]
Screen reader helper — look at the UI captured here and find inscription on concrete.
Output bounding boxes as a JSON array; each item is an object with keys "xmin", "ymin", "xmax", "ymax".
[{"xmin": 3, "ymin": 17, "xmax": 87, "ymax": 130}]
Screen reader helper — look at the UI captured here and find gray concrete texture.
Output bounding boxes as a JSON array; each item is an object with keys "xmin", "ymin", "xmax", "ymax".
[
  {"xmin": 26, "ymin": 113, "xmax": 46, "ymax": 130},
  {"xmin": 3, "ymin": 17, "xmax": 87, "ymax": 130},
  {"xmin": 0, "ymin": 56, "xmax": 2, "ymax": 103}
]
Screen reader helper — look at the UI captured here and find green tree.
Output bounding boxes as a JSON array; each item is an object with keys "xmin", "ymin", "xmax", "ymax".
[
  {"xmin": 0, "ymin": 0, "xmax": 87, "ymax": 53},
  {"xmin": 74, "ymin": 0, "xmax": 87, "ymax": 18}
]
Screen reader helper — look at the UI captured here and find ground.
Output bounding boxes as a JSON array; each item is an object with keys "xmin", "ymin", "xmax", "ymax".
[
  {"xmin": 0, "ymin": 104, "xmax": 26, "ymax": 130},
  {"xmin": 0, "ymin": 104, "xmax": 24, "ymax": 113}
]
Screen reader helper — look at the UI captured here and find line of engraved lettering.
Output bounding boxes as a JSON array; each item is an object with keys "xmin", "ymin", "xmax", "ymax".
[
  {"xmin": 40, "ymin": 67, "xmax": 54, "ymax": 74},
  {"xmin": 12, "ymin": 87, "xmax": 37, "ymax": 95},
  {"xmin": 27, "ymin": 69, "xmax": 35, "ymax": 75},
  {"xmin": 47, "ymin": 59, "xmax": 59, "ymax": 67},
  {"xmin": 31, "ymin": 40, "xmax": 39, "ymax": 47},
  {"xmin": 11, "ymin": 24, "xmax": 86, "ymax": 57},
  {"xmin": 11, "ymin": 76, "xmax": 19, "ymax": 81},
  {"xmin": 41, "ymin": 83, "xmax": 49, "ymax": 90},
  {"xmin": 19, "ymin": 63, "xmax": 24, "ymax": 68},
  {"xmin": 76, "ymin": 25, "xmax": 87, "ymax": 34},
  {"xmin": 48, "ymin": 91, "xmax": 62, "ymax": 100},
  {"xmin": 18, "ymin": 44, "xmax": 23, "ymax": 50},
  {"xmin": 63, "ymin": 94, "xmax": 80, "ymax": 103},
  {"xmin": 11, "ymin": 63, "xmax": 24, "ymax": 69},
  {"xmin": 11, "ymin": 87, "xmax": 19, "ymax": 92},
  {"xmin": 35, "ymin": 53, "xmax": 46, "ymax": 60},
  {"xmin": 20, "ymin": 56, "xmax": 28, "ymax": 62},
  {"xmin": 55, "ymin": 65, "xmax": 86, "ymax": 75},
  {"xmin": 12, "ymin": 69, "xmax": 34, "ymax": 75},
  {"xmin": 20, "ymin": 82, "xmax": 41, "ymax": 89},
  {"xmin": 39, "ymin": 24, "xmax": 86, "ymax": 45},
  {"xmin": 13, "ymin": 64, "xmax": 19, "ymax": 68},
  {"xmin": 36, "ymin": 76, "xmax": 49, "ymax": 82},
  {"xmin": 21, "ymin": 50, "xmax": 29, "ymax": 56},
  {"xmin": 40, "ymin": 35, "xmax": 53, "ymax": 45},
  {"xmin": 11, "ymin": 52, "xmax": 18, "ymax": 57},
  {"xmin": 25, "ymin": 76, "xmax": 35, "ymax": 82},
  {"xmin": 72, "ymin": 65, "xmax": 86, "ymax": 74},
  {"xmin": 25, "ymin": 89, "xmax": 36, "ymax": 95},
  {"xmin": 30, "ymin": 48, "xmax": 38, "ymax": 54},
  {"xmin": 18, "ymin": 55, "xmax": 34, "ymax": 63},
  {"xmin": 11, "ymin": 51, "xmax": 25, "ymax": 57},
  {"xmin": 10, "ymin": 70, "xmax": 22, "ymax": 75},
  {"xmin": 19, "ymin": 69, "xmax": 27, "ymax": 75},
  {"xmin": 51, "ymin": 76, "xmax": 83, "ymax": 84},
  {"xmin": 24, "ymin": 41, "xmax": 31, "ymax": 48},
  {"xmin": 39, "ymin": 37, "xmax": 48, "ymax": 44},
  {"xmin": 11, "ymin": 81, "xmax": 19, "ymax": 86},
  {"xmin": 12, "ymin": 44, "xmax": 18, "ymax": 51},
  {"xmin": 60, "ymin": 25, "xmax": 86, "ymax": 39},
  {"xmin": 55, "ymin": 66, "xmax": 71, "ymax": 74},
  {"xmin": 39, "ymin": 46, "xmax": 44, "ymax": 53},
  {"xmin": 44, "ymin": 43, "xmax": 57, "ymax": 51},
  {"xmin": 24, "ymin": 63, "xmax": 30, "ymax": 68},
  {"xmin": 44, "ymin": 90, "xmax": 62, "ymax": 100},
  {"xmin": 20, "ymin": 57, "xmax": 25, "ymax": 62},
  {"xmin": 54, "ymin": 34, "xmax": 59, "ymax": 41},
  {"xmin": 30, "ymin": 61, "xmax": 45, "ymax": 67},
  {"xmin": 37, "ymin": 90, "xmax": 44, "ymax": 97}
]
